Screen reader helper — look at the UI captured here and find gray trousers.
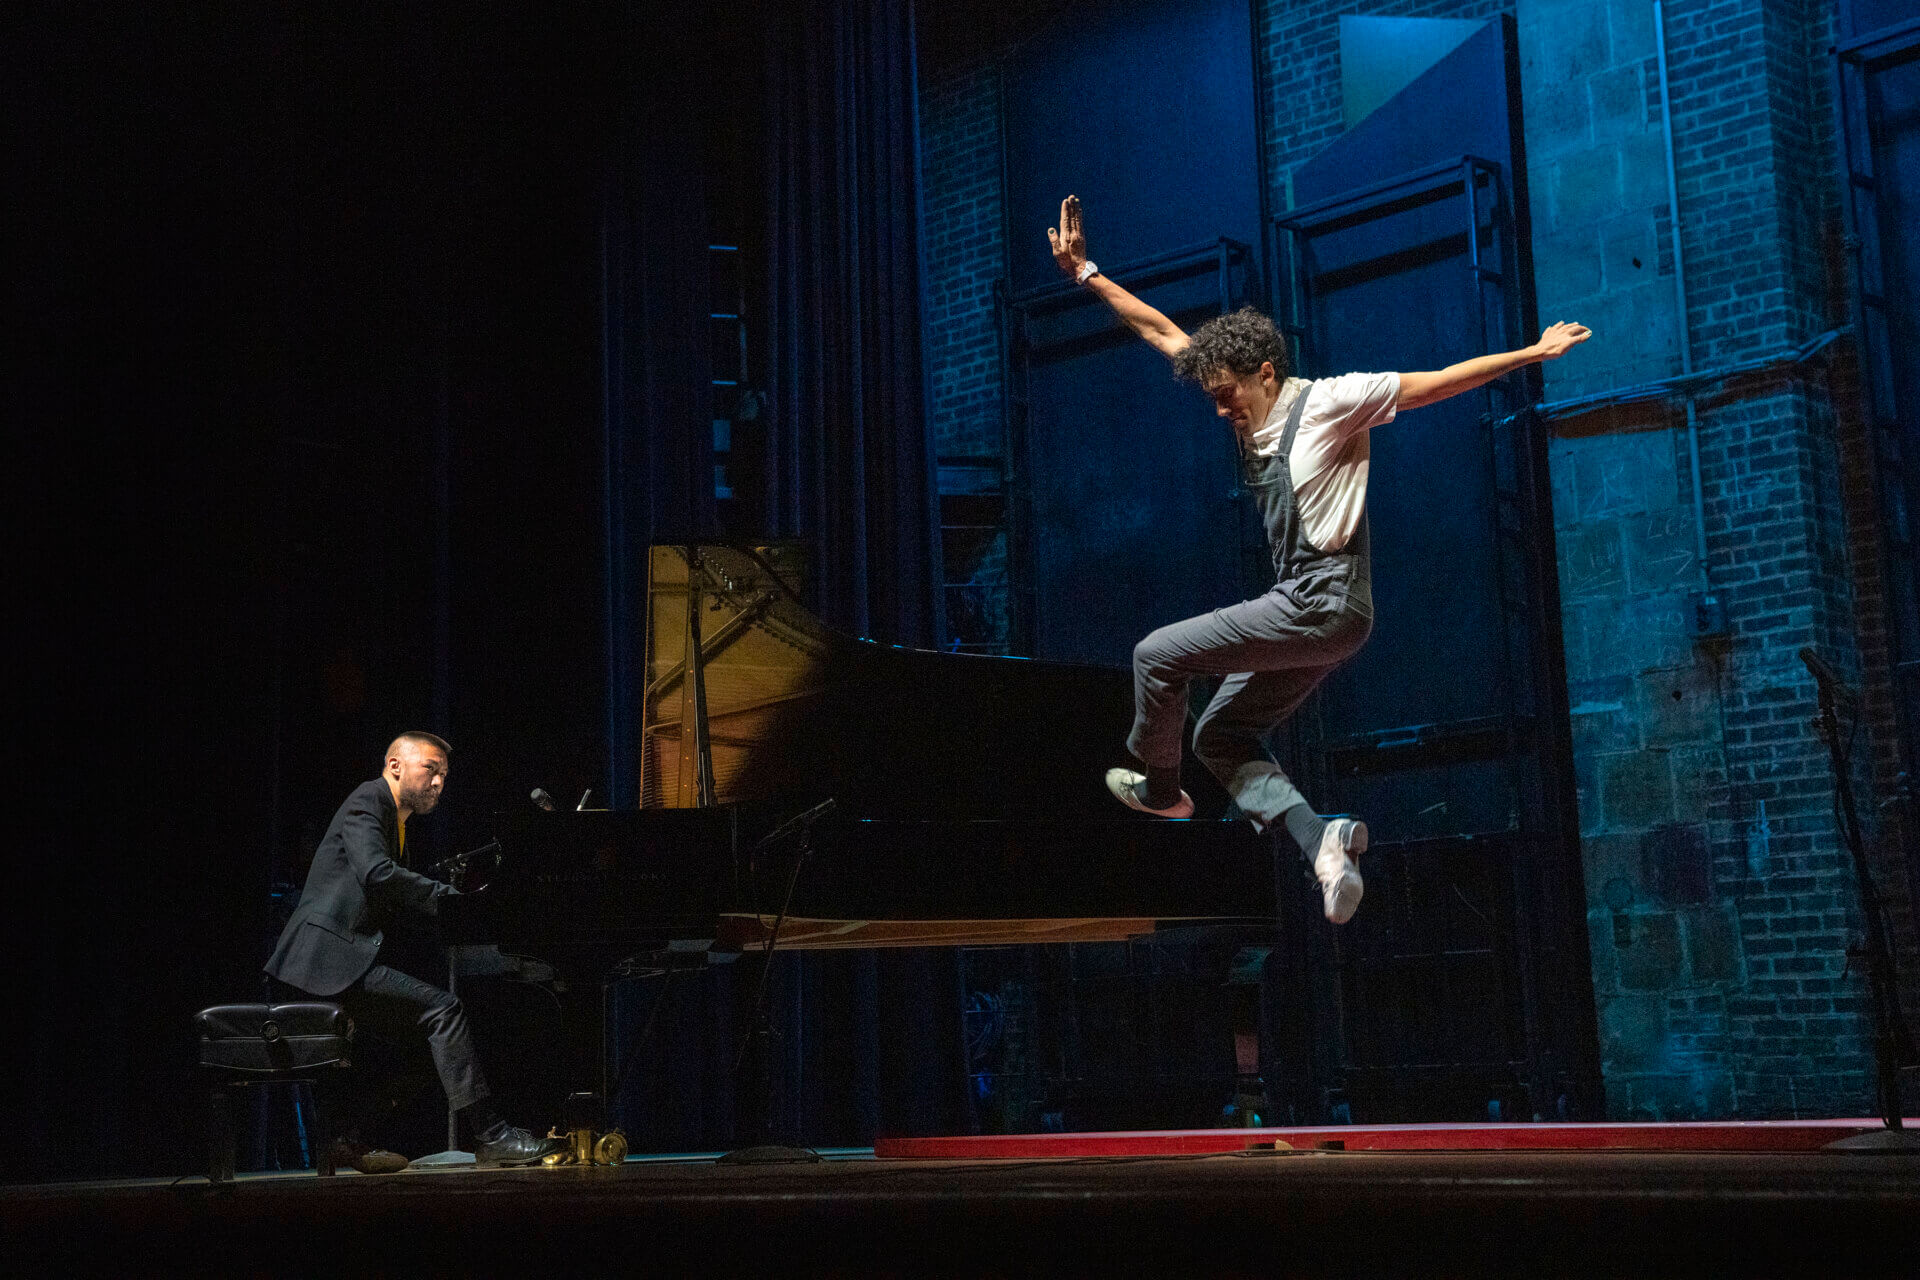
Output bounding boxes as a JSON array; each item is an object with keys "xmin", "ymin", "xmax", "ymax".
[{"xmin": 1126, "ymin": 586, "xmax": 1372, "ymax": 832}]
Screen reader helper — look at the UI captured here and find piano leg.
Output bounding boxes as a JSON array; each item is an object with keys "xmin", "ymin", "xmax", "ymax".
[{"xmin": 1226, "ymin": 947, "xmax": 1270, "ymax": 1128}]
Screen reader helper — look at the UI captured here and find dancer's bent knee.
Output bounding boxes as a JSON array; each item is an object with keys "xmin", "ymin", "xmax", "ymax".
[{"xmin": 1193, "ymin": 718, "xmax": 1263, "ymax": 779}]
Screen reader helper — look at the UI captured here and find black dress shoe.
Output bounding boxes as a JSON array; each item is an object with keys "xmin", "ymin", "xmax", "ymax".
[
  {"xmin": 474, "ymin": 1123, "xmax": 561, "ymax": 1167},
  {"xmin": 327, "ymin": 1138, "xmax": 410, "ymax": 1175}
]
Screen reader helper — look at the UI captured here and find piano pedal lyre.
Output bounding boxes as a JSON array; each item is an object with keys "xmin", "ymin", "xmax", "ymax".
[{"xmin": 540, "ymin": 1126, "xmax": 630, "ymax": 1167}]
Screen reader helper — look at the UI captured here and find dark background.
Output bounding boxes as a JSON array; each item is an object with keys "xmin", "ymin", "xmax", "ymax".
[
  {"xmin": 12, "ymin": 0, "xmax": 957, "ymax": 1180},
  {"xmin": 11, "ymin": 1, "xmax": 731, "ymax": 1178}
]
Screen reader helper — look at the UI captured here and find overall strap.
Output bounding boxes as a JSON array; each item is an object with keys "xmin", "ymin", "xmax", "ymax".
[{"xmin": 1277, "ymin": 382, "xmax": 1312, "ymax": 456}]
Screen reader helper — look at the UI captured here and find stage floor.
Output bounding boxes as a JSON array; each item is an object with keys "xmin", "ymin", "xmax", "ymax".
[{"xmin": 7, "ymin": 1123, "xmax": 1919, "ymax": 1276}]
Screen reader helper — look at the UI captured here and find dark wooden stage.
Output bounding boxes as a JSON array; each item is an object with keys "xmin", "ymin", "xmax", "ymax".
[{"xmin": 7, "ymin": 1121, "xmax": 1918, "ymax": 1276}]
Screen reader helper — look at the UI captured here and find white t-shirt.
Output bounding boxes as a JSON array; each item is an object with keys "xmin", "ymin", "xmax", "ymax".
[{"xmin": 1242, "ymin": 372, "xmax": 1400, "ymax": 552}]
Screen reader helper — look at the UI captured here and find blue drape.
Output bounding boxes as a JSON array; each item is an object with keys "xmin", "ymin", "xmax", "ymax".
[
  {"xmin": 757, "ymin": 0, "xmax": 963, "ymax": 1146},
  {"xmin": 601, "ymin": 0, "xmax": 944, "ymax": 800},
  {"xmin": 599, "ymin": 15, "xmax": 719, "ymax": 810},
  {"xmin": 596, "ymin": 0, "xmax": 965, "ymax": 1147},
  {"xmin": 762, "ymin": 0, "xmax": 945, "ymax": 648}
]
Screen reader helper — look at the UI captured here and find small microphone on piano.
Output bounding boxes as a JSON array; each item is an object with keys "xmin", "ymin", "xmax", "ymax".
[
  {"xmin": 430, "ymin": 838, "xmax": 501, "ymax": 879},
  {"xmin": 531, "ymin": 787, "xmax": 559, "ymax": 812},
  {"xmin": 576, "ymin": 788, "xmax": 593, "ymax": 811}
]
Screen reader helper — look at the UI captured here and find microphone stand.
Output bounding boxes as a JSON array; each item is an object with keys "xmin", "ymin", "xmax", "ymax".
[
  {"xmin": 1803, "ymin": 652, "xmax": 1920, "ymax": 1150},
  {"xmin": 719, "ymin": 799, "xmax": 836, "ymax": 1165}
]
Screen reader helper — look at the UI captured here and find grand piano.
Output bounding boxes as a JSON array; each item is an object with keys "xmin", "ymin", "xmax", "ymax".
[{"xmin": 447, "ymin": 542, "xmax": 1277, "ymax": 956}]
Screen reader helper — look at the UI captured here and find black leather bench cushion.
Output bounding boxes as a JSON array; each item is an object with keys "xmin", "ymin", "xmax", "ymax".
[{"xmin": 196, "ymin": 1002, "xmax": 352, "ymax": 1073}]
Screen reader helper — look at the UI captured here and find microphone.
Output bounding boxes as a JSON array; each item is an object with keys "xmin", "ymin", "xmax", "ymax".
[
  {"xmin": 430, "ymin": 838, "xmax": 501, "ymax": 879},
  {"xmin": 531, "ymin": 788, "xmax": 559, "ymax": 812},
  {"xmin": 1799, "ymin": 647, "xmax": 1859, "ymax": 707}
]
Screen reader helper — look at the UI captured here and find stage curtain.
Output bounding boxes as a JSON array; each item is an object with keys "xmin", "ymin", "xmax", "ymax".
[
  {"xmin": 599, "ymin": 14, "xmax": 719, "ymax": 809},
  {"xmin": 760, "ymin": 0, "xmax": 945, "ymax": 649},
  {"xmin": 758, "ymin": 0, "xmax": 965, "ymax": 1144},
  {"xmin": 596, "ymin": 0, "xmax": 965, "ymax": 1146}
]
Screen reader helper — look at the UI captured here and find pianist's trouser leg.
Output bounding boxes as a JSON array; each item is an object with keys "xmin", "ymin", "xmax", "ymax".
[
  {"xmin": 1127, "ymin": 588, "xmax": 1371, "ymax": 833},
  {"xmin": 339, "ymin": 964, "xmax": 491, "ymax": 1117}
]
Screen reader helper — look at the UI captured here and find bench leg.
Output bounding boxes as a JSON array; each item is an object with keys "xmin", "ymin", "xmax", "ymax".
[
  {"xmin": 208, "ymin": 1088, "xmax": 236, "ymax": 1186},
  {"xmin": 306, "ymin": 1081, "xmax": 337, "ymax": 1176}
]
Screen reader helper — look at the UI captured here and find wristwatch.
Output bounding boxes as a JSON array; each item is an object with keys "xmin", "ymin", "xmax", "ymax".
[{"xmin": 1076, "ymin": 260, "xmax": 1100, "ymax": 285}]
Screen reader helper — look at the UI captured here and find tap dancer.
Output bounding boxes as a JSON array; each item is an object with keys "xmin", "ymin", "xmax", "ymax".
[{"xmin": 1049, "ymin": 194, "xmax": 1589, "ymax": 923}]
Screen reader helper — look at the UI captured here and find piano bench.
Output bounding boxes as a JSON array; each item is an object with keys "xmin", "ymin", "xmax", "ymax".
[{"xmin": 193, "ymin": 1001, "xmax": 353, "ymax": 1184}]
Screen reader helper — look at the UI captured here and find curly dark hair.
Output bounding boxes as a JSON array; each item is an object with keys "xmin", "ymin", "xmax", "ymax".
[{"xmin": 1170, "ymin": 306, "xmax": 1290, "ymax": 384}]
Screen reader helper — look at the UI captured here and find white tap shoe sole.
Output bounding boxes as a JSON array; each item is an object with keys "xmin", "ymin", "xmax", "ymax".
[{"xmin": 1104, "ymin": 768, "xmax": 1194, "ymax": 819}]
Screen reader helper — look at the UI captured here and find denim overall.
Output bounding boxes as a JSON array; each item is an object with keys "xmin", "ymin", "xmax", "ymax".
[{"xmin": 1125, "ymin": 383, "xmax": 1375, "ymax": 830}]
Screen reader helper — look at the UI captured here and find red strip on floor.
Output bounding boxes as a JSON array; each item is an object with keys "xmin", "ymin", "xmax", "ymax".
[{"xmin": 873, "ymin": 1118, "xmax": 1916, "ymax": 1159}]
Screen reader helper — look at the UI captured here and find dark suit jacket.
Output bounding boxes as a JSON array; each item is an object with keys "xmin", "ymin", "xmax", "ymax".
[{"xmin": 265, "ymin": 778, "xmax": 452, "ymax": 996}]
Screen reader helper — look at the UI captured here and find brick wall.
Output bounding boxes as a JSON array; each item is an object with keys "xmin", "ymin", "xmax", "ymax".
[
  {"xmin": 920, "ymin": 55, "xmax": 1011, "ymax": 651},
  {"xmin": 920, "ymin": 56, "xmax": 1005, "ymax": 462},
  {"xmin": 1525, "ymin": 0, "xmax": 1912, "ymax": 1119},
  {"xmin": 1797, "ymin": 0, "xmax": 1920, "ymax": 1038},
  {"xmin": 1523, "ymin": 0, "xmax": 1682, "ymax": 398}
]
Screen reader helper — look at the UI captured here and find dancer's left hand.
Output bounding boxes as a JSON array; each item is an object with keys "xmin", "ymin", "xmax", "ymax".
[{"xmin": 1534, "ymin": 321, "xmax": 1591, "ymax": 359}]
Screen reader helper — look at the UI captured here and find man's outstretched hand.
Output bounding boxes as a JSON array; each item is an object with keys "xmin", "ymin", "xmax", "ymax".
[
  {"xmin": 1396, "ymin": 321, "xmax": 1595, "ymax": 410},
  {"xmin": 1043, "ymin": 193, "xmax": 1189, "ymax": 356},
  {"xmin": 1048, "ymin": 194, "xmax": 1087, "ymax": 278},
  {"xmin": 1534, "ymin": 321, "xmax": 1591, "ymax": 360}
]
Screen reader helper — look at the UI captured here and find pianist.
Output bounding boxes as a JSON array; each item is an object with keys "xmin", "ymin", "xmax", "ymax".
[
  {"xmin": 265, "ymin": 732, "xmax": 554, "ymax": 1171},
  {"xmin": 1048, "ymin": 194, "xmax": 1588, "ymax": 925}
]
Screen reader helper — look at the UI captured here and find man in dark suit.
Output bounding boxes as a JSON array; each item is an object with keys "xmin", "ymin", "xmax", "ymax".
[{"xmin": 267, "ymin": 732, "xmax": 552, "ymax": 1169}]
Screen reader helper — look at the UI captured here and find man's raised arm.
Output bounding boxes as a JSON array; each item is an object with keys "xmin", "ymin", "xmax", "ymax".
[
  {"xmin": 1395, "ymin": 322, "xmax": 1592, "ymax": 411},
  {"xmin": 1048, "ymin": 195, "xmax": 1190, "ymax": 359}
]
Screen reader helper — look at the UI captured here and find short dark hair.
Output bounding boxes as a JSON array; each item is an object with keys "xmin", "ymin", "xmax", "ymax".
[
  {"xmin": 1171, "ymin": 306, "xmax": 1290, "ymax": 384},
  {"xmin": 387, "ymin": 731, "xmax": 451, "ymax": 760}
]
